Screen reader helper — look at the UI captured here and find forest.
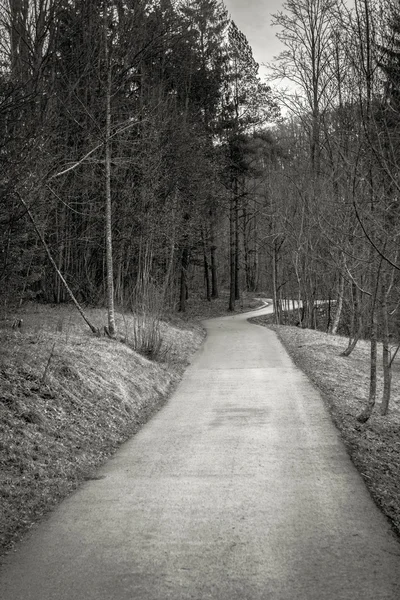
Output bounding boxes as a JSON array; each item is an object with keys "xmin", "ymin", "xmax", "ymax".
[{"xmin": 1, "ymin": 0, "xmax": 400, "ymax": 418}]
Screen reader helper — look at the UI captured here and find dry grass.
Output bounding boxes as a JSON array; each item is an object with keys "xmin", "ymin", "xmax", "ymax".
[
  {"xmin": 251, "ymin": 317, "xmax": 400, "ymax": 537},
  {"xmin": 0, "ymin": 303, "xmax": 204, "ymax": 558}
]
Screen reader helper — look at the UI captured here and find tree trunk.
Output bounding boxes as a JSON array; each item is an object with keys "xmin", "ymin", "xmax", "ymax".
[
  {"xmin": 341, "ymin": 284, "xmax": 362, "ymax": 356},
  {"xmin": 357, "ymin": 264, "xmax": 380, "ymax": 423},
  {"xmin": 204, "ymin": 252, "xmax": 211, "ymax": 302},
  {"xmin": 381, "ymin": 274, "xmax": 391, "ymax": 415},
  {"xmin": 202, "ymin": 229, "xmax": 211, "ymax": 302},
  {"xmin": 330, "ymin": 269, "xmax": 345, "ymax": 335},
  {"xmin": 179, "ymin": 247, "xmax": 189, "ymax": 312},
  {"xmin": 357, "ymin": 302, "xmax": 377, "ymax": 422},
  {"xmin": 252, "ymin": 209, "xmax": 259, "ymax": 291},
  {"xmin": 10, "ymin": 0, "xmax": 29, "ymax": 81},
  {"xmin": 243, "ymin": 205, "xmax": 250, "ymax": 291},
  {"xmin": 161, "ymin": 190, "xmax": 178, "ymax": 308},
  {"xmin": 104, "ymin": 17, "xmax": 116, "ymax": 337},
  {"xmin": 234, "ymin": 193, "xmax": 240, "ymax": 301},
  {"xmin": 326, "ymin": 296, "xmax": 332, "ymax": 333},
  {"xmin": 210, "ymin": 244, "xmax": 218, "ymax": 299},
  {"xmin": 272, "ymin": 241, "xmax": 280, "ymax": 324},
  {"xmin": 293, "ymin": 252, "xmax": 303, "ymax": 326},
  {"xmin": 229, "ymin": 190, "xmax": 236, "ymax": 312},
  {"xmin": 56, "ymin": 200, "xmax": 66, "ymax": 304},
  {"xmin": 210, "ymin": 208, "xmax": 219, "ymax": 299}
]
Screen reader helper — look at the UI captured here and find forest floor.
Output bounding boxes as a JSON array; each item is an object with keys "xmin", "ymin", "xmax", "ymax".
[
  {"xmin": 251, "ymin": 314, "xmax": 400, "ymax": 539},
  {"xmin": 0, "ymin": 292, "xmax": 261, "ymax": 559}
]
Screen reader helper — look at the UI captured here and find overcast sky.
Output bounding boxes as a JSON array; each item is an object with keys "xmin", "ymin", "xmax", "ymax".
[{"xmin": 223, "ymin": 0, "xmax": 286, "ymax": 79}]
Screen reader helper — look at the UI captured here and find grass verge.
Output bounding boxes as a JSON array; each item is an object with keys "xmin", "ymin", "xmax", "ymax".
[
  {"xmin": 0, "ymin": 303, "xmax": 204, "ymax": 559},
  {"xmin": 251, "ymin": 316, "xmax": 400, "ymax": 537}
]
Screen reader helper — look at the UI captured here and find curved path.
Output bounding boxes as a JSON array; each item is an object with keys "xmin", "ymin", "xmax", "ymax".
[{"xmin": 1, "ymin": 304, "xmax": 400, "ymax": 599}]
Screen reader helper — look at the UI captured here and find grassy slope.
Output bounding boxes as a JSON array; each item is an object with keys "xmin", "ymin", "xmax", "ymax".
[
  {"xmin": 0, "ymin": 292, "xmax": 261, "ymax": 558},
  {"xmin": 0, "ymin": 303, "xmax": 205, "ymax": 557},
  {"xmin": 251, "ymin": 316, "xmax": 400, "ymax": 537}
]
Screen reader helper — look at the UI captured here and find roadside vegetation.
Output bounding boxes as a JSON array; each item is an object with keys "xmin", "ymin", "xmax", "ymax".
[
  {"xmin": 0, "ymin": 302, "xmax": 204, "ymax": 558},
  {"xmin": 251, "ymin": 313, "xmax": 400, "ymax": 538},
  {"xmin": 0, "ymin": 292, "xmax": 262, "ymax": 559}
]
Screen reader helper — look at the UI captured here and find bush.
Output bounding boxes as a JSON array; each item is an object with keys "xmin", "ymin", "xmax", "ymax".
[{"xmin": 122, "ymin": 313, "xmax": 169, "ymax": 362}]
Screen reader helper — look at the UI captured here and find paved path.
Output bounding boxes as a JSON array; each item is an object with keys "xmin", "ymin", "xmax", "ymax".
[{"xmin": 1, "ymin": 304, "xmax": 400, "ymax": 599}]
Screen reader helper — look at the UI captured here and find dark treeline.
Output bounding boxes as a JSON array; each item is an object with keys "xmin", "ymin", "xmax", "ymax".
[
  {"xmin": 0, "ymin": 0, "xmax": 277, "ymax": 321},
  {"xmin": 2, "ymin": 0, "xmax": 400, "ymax": 417}
]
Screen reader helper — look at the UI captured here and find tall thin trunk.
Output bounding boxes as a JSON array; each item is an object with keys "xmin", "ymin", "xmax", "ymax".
[
  {"xmin": 202, "ymin": 228, "xmax": 211, "ymax": 302},
  {"xmin": 179, "ymin": 247, "xmax": 189, "ymax": 312},
  {"xmin": 104, "ymin": 15, "xmax": 116, "ymax": 336},
  {"xmin": 10, "ymin": 0, "xmax": 29, "ymax": 81},
  {"xmin": 381, "ymin": 274, "xmax": 391, "ymax": 415},
  {"xmin": 234, "ymin": 193, "xmax": 240, "ymax": 301},
  {"xmin": 272, "ymin": 241, "xmax": 280, "ymax": 324},
  {"xmin": 341, "ymin": 283, "xmax": 362, "ymax": 356},
  {"xmin": 55, "ymin": 201, "xmax": 65, "ymax": 304},
  {"xmin": 204, "ymin": 251, "xmax": 211, "ymax": 302},
  {"xmin": 252, "ymin": 211, "xmax": 259, "ymax": 291},
  {"xmin": 330, "ymin": 267, "xmax": 345, "ymax": 335},
  {"xmin": 358, "ymin": 260, "xmax": 382, "ymax": 423},
  {"xmin": 358, "ymin": 300, "xmax": 377, "ymax": 422},
  {"xmin": 161, "ymin": 190, "xmax": 178, "ymax": 306},
  {"xmin": 326, "ymin": 296, "xmax": 332, "ymax": 333},
  {"xmin": 210, "ymin": 244, "xmax": 218, "ymax": 299},
  {"xmin": 210, "ymin": 207, "xmax": 218, "ymax": 299},
  {"xmin": 293, "ymin": 251, "xmax": 303, "ymax": 326},
  {"xmin": 229, "ymin": 190, "xmax": 236, "ymax": 312},
  {"xmin": 243, "ymin": 205, "xmax": 250, "ymax": 291}
]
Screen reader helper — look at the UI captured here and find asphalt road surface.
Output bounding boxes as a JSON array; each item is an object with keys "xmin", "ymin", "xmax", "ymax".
[{"xmin": 1, "ymin": 304, "xmax": 400, "ymax": 600}]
